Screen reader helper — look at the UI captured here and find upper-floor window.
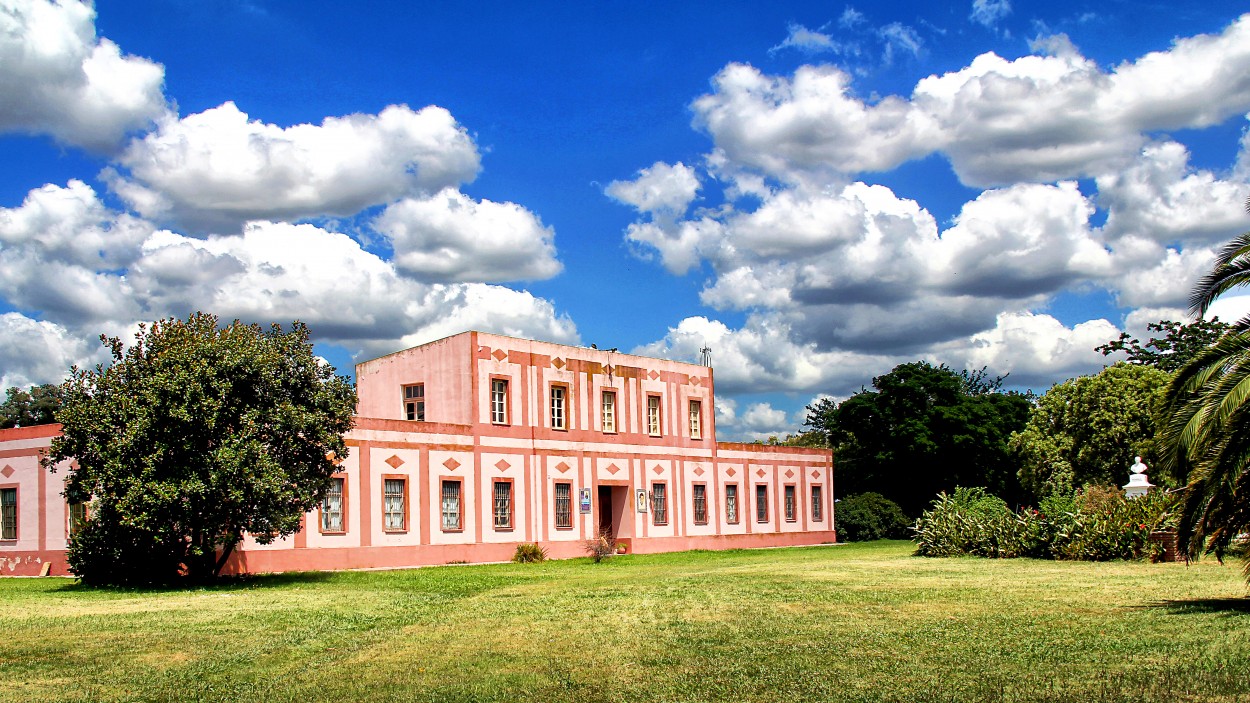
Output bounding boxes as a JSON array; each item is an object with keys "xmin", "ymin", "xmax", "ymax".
[
  {"xmin": 647, "ymin": 395, "xmax": 662, "ymax": 436},
  {"xmin": 320, "ymin": 477, "xmax": 345, "ymax": 533},
  {"xmin": 755, "ymin": 484, "xmax": 769, "ymax": 523},
  {"xmin": 725, "ymin": 484, "xmax": 739, "ymax": 524},
  {"xmin": 811, "ymin": 485, "xmax": 824, "ymax": 522},
  {"xmin": 784, "ymin": 485, "xmax": 797, "ymax": 522},
  {"xmin": 692, "ymin": 484, "xmax": 708, "ymax": 525},
  {"xmin": 651, "ymin": 482, "xmax": 668, "ymax": 525},
  {"xmin": 0, "ymin": 487, "xmax": 16, "ymax": 540},
  {"xmin": 403, "ymin": 383, "xmax": 425, "ymax": 421},
  {"xmin": 689, "ymin": 400, "xmax": 702, "ymax": 439},
  {"xmin": 601, "ymin": 391, "xmax": 617, "ymax": 433},
  {"xmin": 491, "ymin": 379, "xmax": 509, "ymax": 425},
  {"xmin": 550, "ymin": 385, "xmax": 567, "ymax": 430}
]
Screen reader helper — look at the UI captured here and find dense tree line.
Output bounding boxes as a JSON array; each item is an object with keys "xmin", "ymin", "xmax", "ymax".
[{"xmin": 0, "ymin": 383, "xmax": 64, "ymax": 428}]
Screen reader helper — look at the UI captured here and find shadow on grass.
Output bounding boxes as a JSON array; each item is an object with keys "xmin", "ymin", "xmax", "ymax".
[
  {"xmin": 51, "ymin": 569, "xmax": 339, "ymax": 594},
  {"xmin": 1143, "ymin": 597, "xmax": 1250, "ymax": 615}
]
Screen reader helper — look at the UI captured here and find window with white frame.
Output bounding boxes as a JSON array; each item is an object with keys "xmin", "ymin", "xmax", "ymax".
[
  {"xmin": 755, "ymin": 484, "xmax": 769, "ymax": 523},
  {"xmin": 689, "ymin": 400, "xmax": 702, "ymax": 439},
  {"xmin": 725, "ymin": 484, "xmax": 739, "ymax": 524},
  {"xmin": 811, "ymin": 485, "xmax": 823, "ymax": 521},
  {"xmin": 403, "ymin": 383, "xmax": 425, "ymax": 421},
  {"xmin": 651, "ymin": 482, "xmax": 668, "ymax": 525},
  {"xmin": 785, "ymin": 485, "xmax": 797, "ymax": 522},
  {"xmin": 383, "ymin": 478, "xmax": 406, "ymax": 531},
  {"xmin": 550, "ymin": 385, "xmax": 567, "ymax": 430},
  {"xmin": 601, "ymin": 391, "xmax": 616, "ymax": 433},
  {"xmin": 647, "ymin": 395, "xmax": 662, "ymax": 436},
  {"xmin": 692, "ymin": 484, "xmax": 708, "ymax": 524},
  {"xmin": 441, "ymin": 480, "xmax": 462, "ymax": 531},
  {"xmin": 493, "ymin": 481, "xmax": 513, "ymax": 530},
  {"xmin": 321, "ymin": 477, "xmax": 344, "ymax": 533},
  {"xmin": 554, "ymin": 482, "xmax": 572, "ymax": 529},
  {"xmin": 0, "ymin": 487, "xmax": 16, "ymax": 540},
  {"xmin": 490, "ymin": 379, "xmax": 509, "ymax": 424}
]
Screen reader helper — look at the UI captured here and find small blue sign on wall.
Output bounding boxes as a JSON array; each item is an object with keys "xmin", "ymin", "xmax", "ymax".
[{"xmin": 579, "ymin": 487, "xmax": 592, "ymax": 513}]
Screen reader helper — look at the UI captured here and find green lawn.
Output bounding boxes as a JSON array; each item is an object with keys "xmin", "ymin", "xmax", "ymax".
[{"xmin": 2, "ymin": 541, "xmax": 1248, "ymax": 702}]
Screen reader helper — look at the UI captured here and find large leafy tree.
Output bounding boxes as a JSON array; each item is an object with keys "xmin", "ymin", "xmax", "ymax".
[
  {"xmin": 44, "ymin": 313, "xmax": 357, "ymax": 585},
  {"xmin": 1010, "ymin": 363, "xmax": 1171, "ymax": 499},
  {"xmin": 1160, "ymin": 198, "xmax": 1250, "ymax": 566},
  {"xmin": 1096, "ymin": 318, "xmax": 1231, "ymax": 372},
  {"xmin": 0, "ymin": 383, "xmax": 64, "ymax": 428},
  {"xmin": 805, "ymin": 362, "xmax": 1032, "ymax": 516}
]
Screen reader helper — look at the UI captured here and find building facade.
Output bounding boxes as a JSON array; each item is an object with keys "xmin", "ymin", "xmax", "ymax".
[{"xmin": 1, "ymin": 331, "xmax": 835, "ymax": 577}]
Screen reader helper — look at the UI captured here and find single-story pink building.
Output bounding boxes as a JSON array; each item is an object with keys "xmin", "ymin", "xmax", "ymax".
[{"xmin": 1, "ymin": 331, "xmax": 835, "ymax": 577}]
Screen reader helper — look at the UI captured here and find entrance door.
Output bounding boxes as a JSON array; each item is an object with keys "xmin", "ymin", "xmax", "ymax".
[{"xmin": 597, "ymin": 485, "xmax": 614, "ymax": 538}]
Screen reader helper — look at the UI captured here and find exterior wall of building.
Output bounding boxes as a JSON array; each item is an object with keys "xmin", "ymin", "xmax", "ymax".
[
  {"xmin": 0, "ymin": 425, "xmax": 74, "ymax": 576},
  {"xmin": 1, "ymin": 331, "xmax": 835, "ymax": 578}
]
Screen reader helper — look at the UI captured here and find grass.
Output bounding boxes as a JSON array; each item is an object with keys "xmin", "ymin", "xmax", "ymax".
[{"xmin": 1, "ymin": 541, "xmax": 1248, "ymax": 702}]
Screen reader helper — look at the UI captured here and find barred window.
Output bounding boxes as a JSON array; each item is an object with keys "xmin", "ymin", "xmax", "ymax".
[
  {"xmin": 725, "ymin": 484, "xmax": 739, "ymax": 524},
  {"xmin": 785, "ymin": 485, "xmax": 797, "ymax": 522},
  {"xmin": 403, "ymin": 384, "xmax": 425, "ymax": 421},
  {"xmin": 651, "ymin": 483, "xmax": 668, "ymax": 525},
  {"xmin": 812, "ymin": 485, "xmax": 824, "ymax": 521},
  {"xmin": 321, "ymin": 477, "xmax": 344, "ymax": 533},
  {"xmin": 755, "ymin": 484, "xmax": 768, "ymax": 523},
  {"xmin": 692, "ymin": 484, "xmax": 708, "ymax": 524},
  {"xmin": 494, "ymin": 481, "xmax": 513, "ymax": 530},
  {"xmin": 554, "ymin": 482, "xmax": 572, "ymax": 529},
  {"xmin": 383, "ymin": 479, "xmax": 405, "ymax": 531},
  {"xmin": 689, "ymin": 400, "xmax": 702, "ymax": 439},
  {"xmin": 441, "ymin": 480, "xmax": 462, "ymax": 531},
  {"xmin": 0, "ymin": 488, "xmax": 16, "ymax": 540}
]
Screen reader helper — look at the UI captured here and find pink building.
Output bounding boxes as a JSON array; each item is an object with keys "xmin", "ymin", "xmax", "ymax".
[{"xmin": 1, "ymin": 331, "xmax": 835, "ymax": 577}]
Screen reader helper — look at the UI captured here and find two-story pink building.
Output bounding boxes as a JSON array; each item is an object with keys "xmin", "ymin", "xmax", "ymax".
[{"xmin": 1, "ymin": 331, "xmax": 834, "ymax": 577}]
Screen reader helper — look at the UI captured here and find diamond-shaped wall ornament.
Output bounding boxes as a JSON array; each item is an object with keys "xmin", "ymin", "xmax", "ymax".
[
  {"xmin": 443, "ymin": 458, "xmax": 461, "ymax": 470},
  {"xmin": 785, "ymin": 469, "xmax": 794, "ymax": 479},
  {"xmin": 555, "ymin": 461, "xmax": 572, "ymax": 474},
  {"xmin": 652, "ymin": 465, "xmax": 664, "ymax": 475},
  {"xmin": 495, "ymin": 459, "xmax": 511, "ymax": 471},
  {"xmin": 605, "ymin": 463, "xmax": 620, "ymax": 475},
  {"xmin": 0, "ymin": 464, "xmax": 12, "ymax": 479},
  {"xmin": 726, "ymin": 467, "xmax": 736, "ymax": 477},
  {"xmin": 693, "ymin": 467, "xmax": 704, "ymax": 476},
  {"xmin": 492, "ymin": 349, "xmax": 508, "ymax": 361},
  {"xmin": 604, "ymin": 364, "xmax": 614, "ymax": 376},
  {"xmin": 385, "ymin": 455, "xmax": 404, "ymax": 469},
  {"xmin": 812, "ymin": 470, "xmax": 821, "ymax": 479},
  {"xmin": 756, "ymin": 469, "xmax": 766, "ymax": 478},
  {"xmin": 648, "ymin": 370, "xmax": 659, "ymax": 380},
  {"xmin": 690, "ymin": 376, "xmax": 700, "ymax": 386},
  {"xmin": 553, "ymin": 357, "xmax": 565, "ymax": 369}
]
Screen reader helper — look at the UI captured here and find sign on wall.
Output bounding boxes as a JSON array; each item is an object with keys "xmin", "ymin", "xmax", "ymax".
[
  {"xmin": 635, "ymin": 488, "xmax": 648, "ymax": 513},
  {"xmin": 579, "ymin": 487, "xmax": 592, "ymax": 513}
]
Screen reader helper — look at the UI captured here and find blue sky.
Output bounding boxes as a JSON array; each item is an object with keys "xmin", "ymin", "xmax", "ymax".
[{"xmin": 2, "ymin": 1, "xmax": 1250, "ymax": 440}]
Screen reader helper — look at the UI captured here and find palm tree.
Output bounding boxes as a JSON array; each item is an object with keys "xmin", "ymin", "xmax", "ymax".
[{"xmin": 1160, "ymin": 197, "xmax": 1250, "ymax": 571}]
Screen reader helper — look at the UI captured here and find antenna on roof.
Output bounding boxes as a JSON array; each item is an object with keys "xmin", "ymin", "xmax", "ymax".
[{"xmin": 699, "ymin": 345, "xmax": 712, "ymax": 367}]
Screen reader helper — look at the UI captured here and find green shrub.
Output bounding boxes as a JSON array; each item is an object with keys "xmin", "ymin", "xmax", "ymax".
[
  {"xmin": 835, "ymin": 492, "xmax": 911, "ymax": 542},
  {"xmin": 512, "ymin": 542, "xmax": 548, "ymax": 563},
  {"xmin": 914, "ymin": 485, "xmax": 1179, "ymax": 561}
]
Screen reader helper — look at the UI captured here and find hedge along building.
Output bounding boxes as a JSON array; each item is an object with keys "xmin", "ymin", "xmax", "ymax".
[{"xmin": 0, "ymin": 331, "xmax": 835, "ymax": 577}]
